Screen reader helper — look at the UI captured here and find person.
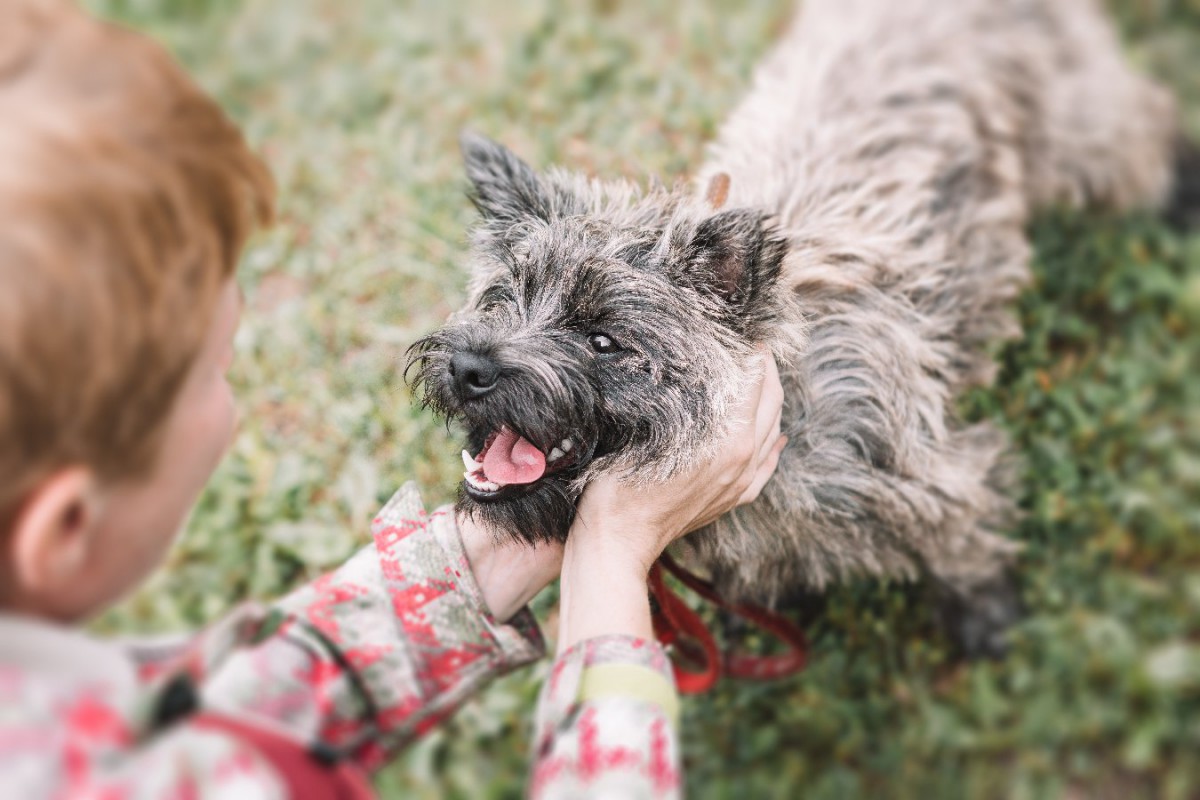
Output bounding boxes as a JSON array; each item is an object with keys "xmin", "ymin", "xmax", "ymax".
[{"xmin": 0, "ymin": 1, "xmax": 786, "ymax": 798}]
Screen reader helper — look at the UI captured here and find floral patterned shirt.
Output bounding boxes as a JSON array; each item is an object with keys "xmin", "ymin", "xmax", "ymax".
[{"xmin": 0, "ymin": 483, "xmax": 681, "ymax": 798}]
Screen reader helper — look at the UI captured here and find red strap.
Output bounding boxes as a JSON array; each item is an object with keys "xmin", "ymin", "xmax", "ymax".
[
  {"xmin": 190, "ymin": 713, "xmax": 375, "ymax": 800},
  {"xmin": 649, "ymin": 562, "xmax": 722, "ymax": 693},
  {"xmin": 649, "ymin": 554, "xmax": 808, "ymax": 694}
]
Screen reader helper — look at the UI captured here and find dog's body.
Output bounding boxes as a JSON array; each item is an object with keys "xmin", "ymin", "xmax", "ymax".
[{"xmin": 410, "ymin": 0, "xmax": 1185, "ymax": 654}]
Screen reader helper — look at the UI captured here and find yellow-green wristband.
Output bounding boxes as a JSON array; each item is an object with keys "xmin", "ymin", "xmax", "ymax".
[{"xmin": 577, "ymin": 663, "xmax": 680, "ymax": 727}]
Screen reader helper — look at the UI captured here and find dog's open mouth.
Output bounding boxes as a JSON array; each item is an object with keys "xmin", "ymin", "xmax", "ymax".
[{"xmin": 461, "ymin": 426, "xmax": 579, "ymax": 499}]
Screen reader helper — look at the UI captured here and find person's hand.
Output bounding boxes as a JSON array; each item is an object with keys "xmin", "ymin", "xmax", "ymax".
[
  {"xmin": 556, "ymin": 349, "xmax": 787, "ymax": 652},
  {"xmin": 573, "ymin": 349, "xmax": 786, "ymax": 578},
  {"xmin": 458, "ymin": 516, "xmax": 563, "ymax": 623}
]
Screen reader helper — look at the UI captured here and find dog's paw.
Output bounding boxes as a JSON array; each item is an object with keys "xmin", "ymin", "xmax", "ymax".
[
  {"xmin": 1165, "ymin": 137, "xmax": 1200, "ymax": 233},
  {"xmin": 935, "ymin": 572, "xmax": 1023, "ymax": 660}
]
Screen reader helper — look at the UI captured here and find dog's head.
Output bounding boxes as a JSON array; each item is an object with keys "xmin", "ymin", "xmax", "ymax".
[{"xmin": 407, "ymin": 134, "xmax": 788, "ymax": 542}]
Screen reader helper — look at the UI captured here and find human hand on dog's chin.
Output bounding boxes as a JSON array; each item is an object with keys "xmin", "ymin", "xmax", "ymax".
[
  {"xmin": 459, "ymin": 515, "xmax": 564, "ymax": 624},
  {"xmin": 557, "ymin": 349, "xmax": 787, "ymax": 653}
]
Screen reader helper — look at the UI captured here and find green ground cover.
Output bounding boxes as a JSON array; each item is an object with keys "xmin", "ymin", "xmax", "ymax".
[{"xmin": 89, "ymin": 0, "xmax": 1199, "ymax": 796}]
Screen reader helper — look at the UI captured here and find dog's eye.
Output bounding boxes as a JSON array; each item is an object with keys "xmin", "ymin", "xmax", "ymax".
[{"xmin": 587, "ymin": 333, "xmax": 620, "ymax": 354}]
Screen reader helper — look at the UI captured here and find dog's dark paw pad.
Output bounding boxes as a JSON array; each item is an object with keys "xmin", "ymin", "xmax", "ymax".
[
  {"xmin": 936, "ymin": 573, "xmax": 1023, "ymax": 660},
  {"xmin": 1165, "ymin": 137, "xmax": 1200, "ymax": 232}
]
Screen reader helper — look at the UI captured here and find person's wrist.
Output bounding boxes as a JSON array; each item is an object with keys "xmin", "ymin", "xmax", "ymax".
[
  {"xmin": 572, "ymin": 496, "xmax": 679, "ymax": 580},
  {"xmin": 557, "ymin": 534, "xmax": 655, "ymax": 653},
  {"xmin": 563, "ymin": 526, "xmax": 657, "ymax": 584}
]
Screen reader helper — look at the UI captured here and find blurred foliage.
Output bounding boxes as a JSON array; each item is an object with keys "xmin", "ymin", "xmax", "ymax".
[{"xmin": 85, "ymin": 0, "xmax": 1199, "ymax": 797}]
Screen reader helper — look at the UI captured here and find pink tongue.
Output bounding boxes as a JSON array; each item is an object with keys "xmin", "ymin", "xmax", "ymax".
[{"xmin": 483, "ymin": 428, "xmax": 547, "ymax": 485}]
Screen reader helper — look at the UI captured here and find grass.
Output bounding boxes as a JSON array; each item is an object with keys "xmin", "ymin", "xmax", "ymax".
[{"xmin": 87, "ymin": 0, "xmax": 1199, "ymax": 797}]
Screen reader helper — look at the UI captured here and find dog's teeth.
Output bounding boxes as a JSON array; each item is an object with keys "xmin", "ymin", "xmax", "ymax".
[
  {"xmin": 464, "ymin": 470, "xmax": 501, "ymax": 493},
  {"xmin": 462, "ymin": 450, "xmax": 481, "ymax": 471},
  {"xmin": 560, "ymin": 439, "xmax": 573, "ymax": 453},
  {"xmin": 548, "ymin": 447, "xmax": 564, "ymax": 463}
]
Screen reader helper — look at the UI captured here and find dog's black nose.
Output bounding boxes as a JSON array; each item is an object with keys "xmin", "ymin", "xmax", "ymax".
[{"xmin": 449, "ymin": 351, "xmax": 500, "ymax": 399}]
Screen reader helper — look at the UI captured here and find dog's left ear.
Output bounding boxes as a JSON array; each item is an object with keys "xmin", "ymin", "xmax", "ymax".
[
  {"xmin": 460, "ymin": 132, "xmax": 565, "ymax": 228},
  {"xmin": 671, "ymin": 208, "xmax": 786, "ymax": 308}
]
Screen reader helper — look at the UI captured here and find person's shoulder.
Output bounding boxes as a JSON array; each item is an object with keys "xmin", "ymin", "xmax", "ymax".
[{"xmin": 0, "ymin": 620, "xmax": 142, "ymax": 795}]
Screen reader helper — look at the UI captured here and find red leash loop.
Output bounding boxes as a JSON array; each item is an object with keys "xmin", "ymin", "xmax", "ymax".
[
  {"xmin": 649, "ymin": 554, "xmax": 808, "ymax": 694},
  {"xmin": 648, "ymin": 560, "xmax": 722, "ymax": 693}
]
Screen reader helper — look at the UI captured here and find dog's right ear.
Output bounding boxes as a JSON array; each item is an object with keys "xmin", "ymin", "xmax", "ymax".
[
  {"xmin": 669, "ymin": 208, "xmax": 786, "ymax": 310},
  {"xmin": 460, "ymin": 132, "xmax": 559, "ymax": 228}
]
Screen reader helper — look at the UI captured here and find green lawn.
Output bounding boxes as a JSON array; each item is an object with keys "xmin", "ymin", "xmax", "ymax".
[{"xmin": 89, "ymin": 1, "xmax": 1199, "ymax": 797}]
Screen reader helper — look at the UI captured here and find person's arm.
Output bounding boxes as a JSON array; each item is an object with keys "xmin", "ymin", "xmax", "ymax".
[
  {"xmin": 0, "ymin": 354, "xmax": 780, "ymax": 799},
  {"xmin": 189, "ymin": 483, "xmax": 558, "ymax": 773},
  {"xmin": 531, "ymin": 352, "xmax": 786, "ymax": 799},
  {"xmin": 0, "ymin": 482, "xmax": 564, "ymax": 799}
]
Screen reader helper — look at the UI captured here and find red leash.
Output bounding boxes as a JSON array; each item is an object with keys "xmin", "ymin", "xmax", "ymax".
[{"xmin": 648, "ymin": 553, "xmax": 808, "ymax": 694}]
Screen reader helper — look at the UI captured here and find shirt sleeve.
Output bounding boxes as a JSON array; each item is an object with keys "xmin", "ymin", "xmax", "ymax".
[
  {"xmin": 530, "ymin": 635, "xmax": 683, "ymax": 799},
  {"xmin": 193, "ymin": 482, "xmax": 545, "ymax": 773},
  {"xmin": 1, "ymin": 483, "xmax": 547, "ymax": 798}
]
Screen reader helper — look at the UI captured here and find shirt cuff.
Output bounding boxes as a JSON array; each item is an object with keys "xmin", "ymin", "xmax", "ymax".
[
  {"xmin": 534, "ymin": 635, "xmax": 676, "ymax": 748},
  {"xmin": 371, "ymin": 483, "xmax": 546, "ymax": 662},
  {"xmin": 268, "ymin": 482, "xmax": 545, "ymax": 756}
]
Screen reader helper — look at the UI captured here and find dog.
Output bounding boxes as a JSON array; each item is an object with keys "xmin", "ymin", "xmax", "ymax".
[{"xmin": 408, "ymin": 0, "xmax": 1193, "ymax": 657}]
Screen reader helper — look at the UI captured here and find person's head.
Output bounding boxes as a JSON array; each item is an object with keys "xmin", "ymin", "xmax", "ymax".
[{"xmin": 0, "ymin": 0, "xmax": 273, "ymax": 622}]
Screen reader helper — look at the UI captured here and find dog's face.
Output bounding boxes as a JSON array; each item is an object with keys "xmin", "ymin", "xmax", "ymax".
[{"xmin": 407, "ymin": 135, "xmax": 787, "ymax": 543}]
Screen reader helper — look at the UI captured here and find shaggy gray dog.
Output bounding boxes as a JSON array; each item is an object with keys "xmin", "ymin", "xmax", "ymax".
[{"xmin": 410, "ymin": 0, "xmax": 1190, "ymax": 656}]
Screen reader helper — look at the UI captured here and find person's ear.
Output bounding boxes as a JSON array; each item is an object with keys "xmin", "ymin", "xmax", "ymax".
[{"xmin": 9, "ymin": 467, "xmax": 104, "ymax": 595}]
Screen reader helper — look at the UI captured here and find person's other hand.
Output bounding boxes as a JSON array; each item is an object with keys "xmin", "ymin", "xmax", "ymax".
[
  {"xmin": 557, "ymin": 349, "xmax": 786, "ymax": 651},
  {"xmin": 573, "ymin": 348, "xmax": 785, "ymax": 577}
]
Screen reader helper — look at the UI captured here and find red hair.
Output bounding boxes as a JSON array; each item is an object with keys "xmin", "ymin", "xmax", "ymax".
[{"xmin": 0, "ymin": 0, "xmax": 274, "ymax": 531}]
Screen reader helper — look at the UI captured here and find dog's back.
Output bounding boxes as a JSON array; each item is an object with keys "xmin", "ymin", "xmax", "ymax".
[{"xmin": 683, "ymin": 0, "xmax": 1180, "ymax": 654}]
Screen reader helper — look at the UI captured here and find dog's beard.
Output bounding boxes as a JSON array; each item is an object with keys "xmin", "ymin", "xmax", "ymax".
[
  {"xmin": 454, "ymin": 420, "xmax": 601, "ymax": 544},
  {"xmin": 456, "ymin": 469, "xmax": 581, "ymax": 544}
]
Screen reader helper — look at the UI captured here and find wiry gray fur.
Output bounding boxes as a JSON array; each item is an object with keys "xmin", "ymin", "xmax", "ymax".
[{"xmin": 409, "ymin": 0, "xmax": 1184, "ymax": 654}]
